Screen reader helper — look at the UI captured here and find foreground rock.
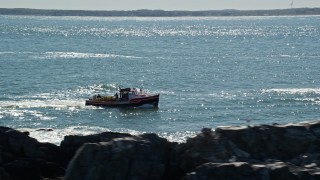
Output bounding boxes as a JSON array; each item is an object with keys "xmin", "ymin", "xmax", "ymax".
[
  {"xmin": 0, "ymin": 128, "xmax": 134, "ymax": 180},
  {"xmin": 65, "ymin": 121, "xmax": 320, "ymax": 180},
  {"xmin": 65, "ymin": 133, "xmax": 176, "ymax": 180},
  {"xmin": 1, "ymin": 120, "xmax": 320, "ymax": 180},
  {"xmin": 0, "ymin": 126, "xmax": 64, "ymax": 180},
  {"xmin": 177, "ymin": 122, "xmax": 320, "ymax": 179}
]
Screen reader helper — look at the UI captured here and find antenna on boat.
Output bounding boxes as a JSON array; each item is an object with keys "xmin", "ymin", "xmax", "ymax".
[{"xmin": 290, "ymin": 0, "xmax": 294, "ymax": 8}]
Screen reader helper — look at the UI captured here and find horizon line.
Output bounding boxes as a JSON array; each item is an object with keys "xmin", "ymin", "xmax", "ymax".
[{"xmin": 2, "ymin": 7, "xmax": 320, "ymax": 12}]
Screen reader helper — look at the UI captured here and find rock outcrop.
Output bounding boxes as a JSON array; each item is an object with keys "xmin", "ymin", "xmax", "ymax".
[
  {"xmin": 65, "ymin": 133, "xmax": 175, "ymax": 180},
  {"xmin": 0, "ymin": 127, "xmax": 133, "ymax": 180},
  {"xmin": 1, "ymin": 120, "xmax": 320, "ymax": 180},
  {"xmin": 176, "ymin": 122, "xmax": 320, "ymax": 179},
  {"xmin": 0, "ymin": 126, "xmax": 64, "ymax": 180}
]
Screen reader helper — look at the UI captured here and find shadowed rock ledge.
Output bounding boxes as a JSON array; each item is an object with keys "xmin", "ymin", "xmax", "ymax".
[{"xmin": 1, "ymin": 121, "xmax": 320, "ymax": 180}]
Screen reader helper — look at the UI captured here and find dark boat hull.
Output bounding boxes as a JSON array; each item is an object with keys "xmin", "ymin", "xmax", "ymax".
[{"xmin": 85, "ymin": 94, "xmax": 159, "ymax": 108}]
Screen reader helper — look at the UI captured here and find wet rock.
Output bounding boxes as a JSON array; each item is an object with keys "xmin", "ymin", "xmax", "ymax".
[
  {"xmin": 215, "ymin": 122, "xmax": 319, "ymax": 160},
  {"xmin": 0, "ymin": 127, "xmax": 65, "ymax": 180},
  {"xmin": 59, "ymin": 131, "xmax": 133, "ymax": 166},
  {"xmin": 174, "ymin": 127, "xmax": 232, "ymax": 175},
  {"xmin": 182, "ymin": 162, "xmax": 270, "ymax": 180},
  {"xmin": 36, "ymin": 128, "xmax": 53, "ymax": 132},
  {"xmin": 182, "ymin": 161, "xmax": 302, "ymax": 180},
  {"xmin": 266, "ymin": 162, "xmax": 298, "ymax": 180},
  {"xmin": 6, "ymin": 129, "xmax": 29, "ymax": 155},
  {"xmin": 0, "ymin": 167, "xmax": 12, "ymax": 180},
  {"xmin": 65, "ymin": 134, "xmax": 173, "ymax": 180},
  {"xmin": 4, "ymin": 159, "xmax": 63, "ymax": 180}
]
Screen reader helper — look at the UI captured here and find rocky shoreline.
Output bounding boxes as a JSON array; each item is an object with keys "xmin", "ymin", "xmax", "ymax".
[{"xmin": 1, "ymin": 121, "xmax": 320, "ymax": 180}]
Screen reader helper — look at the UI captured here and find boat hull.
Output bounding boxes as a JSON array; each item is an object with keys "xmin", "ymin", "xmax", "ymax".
[{"xmin": 85, "ymin": 94, "xmax": 159, "ymax": 108}]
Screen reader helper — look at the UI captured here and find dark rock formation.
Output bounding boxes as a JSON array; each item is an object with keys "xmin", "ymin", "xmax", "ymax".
[
  {"xmin": 0, "ymin": 127, "xmax": 134, "ymax": 180},
  {"xmin": 1, "ymin": 120, "xmax": 320, "ymax": 180},
  {"xmin": 64, "ymin": 133, "xmax": 175, "ymax": 180},
  {"xmin": 60, "ymin": 131, "xmax": 133, "ymax": 166},
  {"xmin": 0, "ymin": 127, "xmax": 64, "ymax": 180},
  {"xmin": 175, "ymin": 122, "xmax": 320, "ymax": 180}
]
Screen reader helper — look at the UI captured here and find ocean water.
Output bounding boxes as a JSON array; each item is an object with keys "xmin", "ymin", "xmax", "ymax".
[{"xmin": 1, "ymin": 15, "xmax": 320, "ymax": 144}]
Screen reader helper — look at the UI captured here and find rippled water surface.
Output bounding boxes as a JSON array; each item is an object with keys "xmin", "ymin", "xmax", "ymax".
[{"xmin": 1, "ymin": 15, "xmax": 320, "ymax": 144}]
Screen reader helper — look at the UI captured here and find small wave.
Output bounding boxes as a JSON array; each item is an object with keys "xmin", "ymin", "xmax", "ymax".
[
  {"xmin": 77, "ymin": 83, "xmax": 119, "ymax": 96},
  {"xmin": 153, "ymin": 90, "xmax": 175, "ymax": 95},
  {"xmin": 1, "ymin": 51, "xmax": 142, "ymax": 59},
  {"xmin": 20, "ymin": 126, "xmax": 112, "ymax": 145},
  {"xmin": 24, "ymin": 127, "xmax": 147, "ymax": 145},
  {"xmin": 158, "ymin": 131, "xmax": 197, "ymax": 143},
  {"xmin": 0, "ymin": 52, "xmax": 15, "ymax": 55},
  {"xmin": 0, "ymin": 109, "xmax": 56, "ymax": 120},
  {"xmin": 280, "ymin": 54, "xmax": 291, "ymax": 57},
  {"xmin": 22, "ymin": 126, "xmax": 197, "ymax": 145},
  {"xmin": 39, "ymin": 52, "xmax": 142, "ymax": 59},
  {"xmin": 259, "ymin": 88, "xmax": 320, "ymax": 106},
  {"xmin": 262, "ymin": 88, "xmax": 320, "ymax": 95},
  {"xmin": 265, "ymin": 97, "xmax": 320, "ymax": 105},
  {"xmin": 0, "ymin": 109, "xmax": 25, "ymax": 118},
  {"xmin": 0, "ymin": 51, "xmax": 34, "ymax": 55},
  {"xmin": 100, "ymin": 83, "xmax": 119, "ymax": 90},
  {"xmin": 292, "ymin": 98, "xmax": 320, "ymax": 104},
  {"xmin": 208, "ymin": 92, "xmax": 238, "ymax": 99}
]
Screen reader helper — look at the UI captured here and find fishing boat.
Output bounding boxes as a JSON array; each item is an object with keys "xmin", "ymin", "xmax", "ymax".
[{"xmin": 85, "ymin": 87, "xmax": 160, "ymax": 108}]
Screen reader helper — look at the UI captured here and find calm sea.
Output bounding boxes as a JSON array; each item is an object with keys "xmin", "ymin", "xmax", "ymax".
[{"xmin": 1, "ymin": 15, "xmax": 320, "ymax": 144}]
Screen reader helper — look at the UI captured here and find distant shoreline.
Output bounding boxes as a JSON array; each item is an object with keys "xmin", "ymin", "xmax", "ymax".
[{"xmin": 1, "ymin": 8, "xmax": 320, "ymax": 17}]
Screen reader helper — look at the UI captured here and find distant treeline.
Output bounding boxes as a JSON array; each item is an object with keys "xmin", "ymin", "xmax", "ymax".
[{"xmin": 1, "ymin": 8, "xmax": 320, "ymax": 17}]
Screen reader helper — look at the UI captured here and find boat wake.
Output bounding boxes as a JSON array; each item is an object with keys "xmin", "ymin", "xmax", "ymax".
[{"xmin": 0, "ymin": 84, "xmax": 108, "ymax": 121}]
